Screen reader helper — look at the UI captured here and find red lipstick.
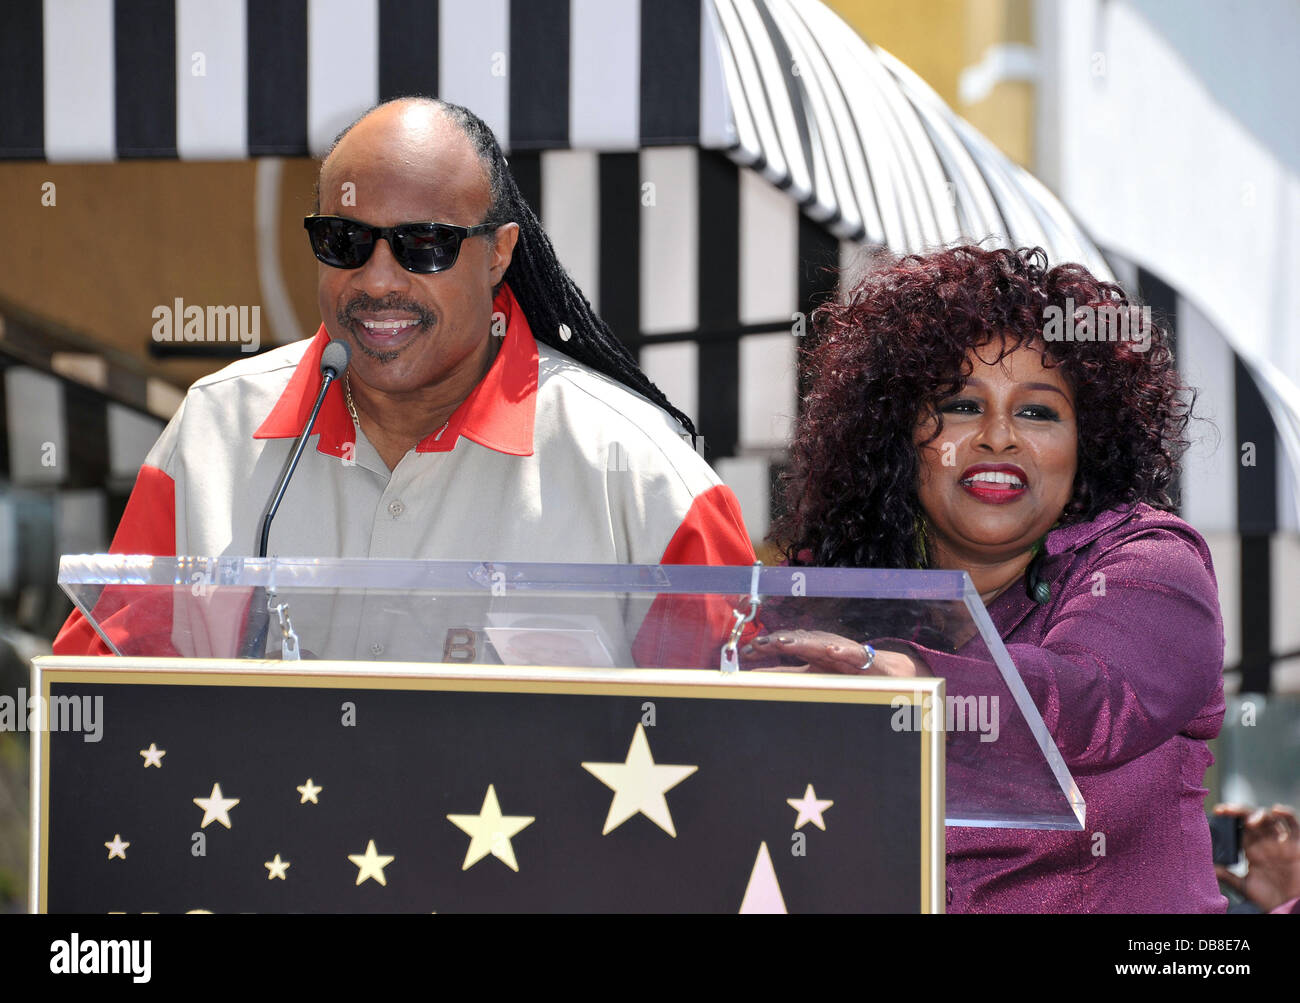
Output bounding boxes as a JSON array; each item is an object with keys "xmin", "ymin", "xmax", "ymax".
[{"xmin": 958, "ymin": 463, "xmax": 1028, "ymax": 505}]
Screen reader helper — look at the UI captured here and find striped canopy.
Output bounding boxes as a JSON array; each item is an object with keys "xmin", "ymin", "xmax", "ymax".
[
  {"xmin": 710, "ymin": 0, "xmax": 1112, "ymax": 275},
  {"xmin": 2, "ymin": 0, "xmax": 1108, "ymax": 274}
]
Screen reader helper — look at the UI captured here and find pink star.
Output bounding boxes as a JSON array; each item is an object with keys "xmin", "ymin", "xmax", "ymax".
[{"xmin": 787, "ymin": 784, "xmax": 834, "ymax": 831}]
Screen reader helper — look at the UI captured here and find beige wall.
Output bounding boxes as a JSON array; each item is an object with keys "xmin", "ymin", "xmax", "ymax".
[
  {"xmin": 828, "ymin": 0, "xmax": 1034, "ymax": 167},
  {"xmin": 829, "ymin": 0, "xmax": 967, "ymax": 107},
  {"xmin": 961, "ymin": 0, "xmax": 1033, "ymax": 167},
  {"xmin": 0, "ymin": 158, "xmax": 322, "ymax": 392}
]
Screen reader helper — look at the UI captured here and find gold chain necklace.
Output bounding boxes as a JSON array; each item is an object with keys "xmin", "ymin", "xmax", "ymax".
[
  {"xmin": 344, "ymin": 373, "xmax": 360, "ymax": 426},
  {"xmin": 345, "ymin": 373, "xmax": 452, "ymax": 441}
]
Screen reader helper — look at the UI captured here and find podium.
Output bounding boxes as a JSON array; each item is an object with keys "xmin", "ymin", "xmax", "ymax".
[{"xmin": 31, "ymin": 556, "xmax": 1083, "ymax": 913}]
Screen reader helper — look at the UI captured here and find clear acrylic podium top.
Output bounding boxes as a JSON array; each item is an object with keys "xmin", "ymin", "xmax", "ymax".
[{"xmin": 58, "ymin": 554, "xmax": 1083, "ymax": 831}]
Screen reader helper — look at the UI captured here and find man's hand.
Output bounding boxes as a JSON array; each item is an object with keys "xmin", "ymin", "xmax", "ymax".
[
  {"xmin": 741, "ymin": 629, "xmax": 927, "ymax": 677},
  {"xmin": 1214, "ymin": 803, "xmax": 1300, "ymax": 912}
]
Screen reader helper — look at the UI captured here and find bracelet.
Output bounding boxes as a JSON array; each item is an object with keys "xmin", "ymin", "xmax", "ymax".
[{"xmin": 859, "ymin": 643, "xmax": 876, "ymax": 672}]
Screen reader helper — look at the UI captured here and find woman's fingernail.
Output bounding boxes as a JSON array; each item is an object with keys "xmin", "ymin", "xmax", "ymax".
[
  {"xmin": 777, "ymin": 635, "xmax": 793, "ymax": 644},
  {"xmin": 753, "ymin": 635, "xmax": 770, "ymax": 646}
]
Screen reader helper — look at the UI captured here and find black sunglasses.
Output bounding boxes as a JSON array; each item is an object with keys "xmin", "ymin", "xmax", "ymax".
[{"xmin": 303, "ymin": 214, "xmax": 502, "ymax": 274}]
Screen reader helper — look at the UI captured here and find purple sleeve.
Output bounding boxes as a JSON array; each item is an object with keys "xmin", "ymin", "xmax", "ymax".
[{"xmin": 912, "ymin": 525, "xmax": 1225, "ymax": 772}]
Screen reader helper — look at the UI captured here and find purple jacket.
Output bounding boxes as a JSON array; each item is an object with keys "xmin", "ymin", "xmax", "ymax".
[{"xmin": 923, "ymin": 504, "xmax": 1227, "ymax": 913}]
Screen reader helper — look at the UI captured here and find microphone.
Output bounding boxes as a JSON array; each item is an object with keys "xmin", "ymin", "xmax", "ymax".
[
  {"xmin": 240, "ymin": 340, "xmax": 351, "ymax": 657},
  {"xmin": 258, "ymin": 339, "xmax": 350, "ymax": 558}
]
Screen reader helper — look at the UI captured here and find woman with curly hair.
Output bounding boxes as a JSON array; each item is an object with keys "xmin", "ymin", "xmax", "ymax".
[{"xmin": 746, "ymin": 244, "xmax": 1225, "ymax": 913}]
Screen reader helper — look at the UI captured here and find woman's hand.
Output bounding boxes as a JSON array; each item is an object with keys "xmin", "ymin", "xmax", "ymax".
[{"xmin": 741, "ymin": 629, "xmax": 927, "ymax": 677}]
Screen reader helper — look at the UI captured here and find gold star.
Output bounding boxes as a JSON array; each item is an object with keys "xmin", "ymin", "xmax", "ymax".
[
  {"xmin": 193, "ymin": 783, "xmax": 240, "ymax": 829},
  {"xmin": 264, "ymin": 853, "xmax": 290, "ymax": 880},
  {"xmin": 446, "ymin": 785, "xmax": 534, "ymax": 872},
  {"xmin": 104, "ymin": 834, "xmax": 129, "ymax": 860},
  {"xmin": 582, "ymin": 724, "xmax": 698, "ymax": 836},
  {"xmin": 787, "ymin": 784, "xmax": 834, "ymax": 831},
  {"xmin": 348, "ymin": 839, "xmax": 395, "ymax": 886},
  {"xmin": 139, "ymin": 743, "xmax": 165, "ymax": 768},
  {"xmin": 297, "ymin": 778, "xmax": 322, "ymax": 804}
]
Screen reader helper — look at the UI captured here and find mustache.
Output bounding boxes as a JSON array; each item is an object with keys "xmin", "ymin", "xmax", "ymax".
[{"xmin": 338, "ymin": 294, "xmax": 436, "ymax": 328}]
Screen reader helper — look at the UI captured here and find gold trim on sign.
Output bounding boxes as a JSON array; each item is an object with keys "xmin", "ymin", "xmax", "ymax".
[
  {"xmin": 33, "ymin": 665, "xmax": 51, "ymax": 914},
  {"xmin": 35, "ymin": 655, "xmax": 921, "ymax": 703},
  {"xmin": 32, "ymin": 656, "xmax": 945, "ymax": 914}
]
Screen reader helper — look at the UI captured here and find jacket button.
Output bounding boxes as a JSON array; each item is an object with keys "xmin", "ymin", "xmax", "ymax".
[
  {"xmin": 388, "ymin": 500, "xmax": 405, "ymax": 518},
  {"xmin": 369, "ymin": 641, "xmax": 384, "ymax": 656}
]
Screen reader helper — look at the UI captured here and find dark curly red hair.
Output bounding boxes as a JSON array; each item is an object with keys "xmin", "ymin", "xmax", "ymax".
[{"xmin": 772, "ymin": 245, "xmax": 1193, "ymax": 569}]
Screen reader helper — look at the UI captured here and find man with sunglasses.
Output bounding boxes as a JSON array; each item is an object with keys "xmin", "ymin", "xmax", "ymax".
[{"xmin": 54, "ymin": 98, "xmax": 755, "ymax": 664}]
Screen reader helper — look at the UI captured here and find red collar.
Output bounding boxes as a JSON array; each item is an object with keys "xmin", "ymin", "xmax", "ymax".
[{"xmin": 254, "ymin": 284, "xmax": 539, "ymax": 457}]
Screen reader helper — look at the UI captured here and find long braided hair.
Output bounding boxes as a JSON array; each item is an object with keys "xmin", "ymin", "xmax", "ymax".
[{"xmin": 318, "ymin": 97, "xmax": 698, "ymax": 441}]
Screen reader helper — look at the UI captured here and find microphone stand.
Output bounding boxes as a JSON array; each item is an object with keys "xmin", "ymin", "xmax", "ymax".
[{"xmin": 239, "ymin": 343, "xmax": 350, "ymax": 658}]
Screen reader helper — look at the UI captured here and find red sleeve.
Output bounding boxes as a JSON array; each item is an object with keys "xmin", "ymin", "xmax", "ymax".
[
  {"xmin": 52, "ymin": 464, "xmax": 179, "ymax": 657},
  {"xmin": 655, "ymin": 484, "xmax": 756, "ymax": 567},
  {"xmin": 632, "ymin": 485, "xmax": 758, "ymax": 668}
]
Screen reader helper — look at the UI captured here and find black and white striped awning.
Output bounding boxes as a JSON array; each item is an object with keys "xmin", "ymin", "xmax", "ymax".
[
  {"xmin": 2, "ymin": 0, "xmax": 1108, "ymax": 274},
  {"xmin": 0, "ymin": 0, "xmax": 730, "ymax": 159},
  {"xmin": 709, "ymin": 0, "xmax": 1112, "ymax": 274}
]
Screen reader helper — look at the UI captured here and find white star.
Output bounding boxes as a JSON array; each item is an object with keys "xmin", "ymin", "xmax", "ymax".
[
  {"xmin": 582, "ymin": 724, "xmax": 698, "ymax": 837},
  {"xmin": 787, "ymin": 784, "xmax": 834, "ymax": 831},
  {"xmin": 193, "ymin": 783, "xmax": 240, "ymax": 829},
  {"xmin": 104, "ymin": 834, "xmax": 129, "ymax": 860},
  {"xmin": 348, "ymin": 840, "xmax": 395, "ymax": 886},
  {"xmin": 265, "ymin": 853, "xmax": 290, "ymax": 880},
  {"xmin": 139, "ymin": 743, "xmax": 165, "ymax": 768},
  {"xmin": 297, "ymin": 778, "xmax": 322, "ymax": 804},
  {"xmin": 446, "ymin": 785, "xmax": 535, "ymax": 872}
]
